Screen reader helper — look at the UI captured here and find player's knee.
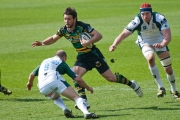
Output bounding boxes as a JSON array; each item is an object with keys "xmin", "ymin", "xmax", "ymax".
[
  {"xmin": 104, "ymin": 75, "xmax": 116, "ymax": 82},
  {"xmin": 106, "ymin": 78, "xmax": 114, "ymax": 82},
  {"xmin": 142, "ymin": 46, "xmax": 154, "ymax": 58},
  {"xmin": 51, "ymin": 93, "xmax": 60, "ymax": 100}
]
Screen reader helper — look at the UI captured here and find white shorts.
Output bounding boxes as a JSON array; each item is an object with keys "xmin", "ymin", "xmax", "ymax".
[
  {"xmin": 136, "ymin": 37, "xmax": 168, "ymax": 54},
  {"xmin": 139, "ymin": 42, "xmax": 167, "ymax": 52},
  {"xmin": 39, "ymin": 80, "xmax": 70, "ymax": 99}
]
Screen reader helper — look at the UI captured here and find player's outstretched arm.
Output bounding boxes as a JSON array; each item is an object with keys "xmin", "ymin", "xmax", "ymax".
[
  {"xmin": 31, "ymin": 34, "xmax": 61, "ymax": 47},
  {"xmin": 74, "ymin": 76, "xmax": 93, "ymax": 94},
  {"xmin": 109, "ymin": 29, "xmax": 131, "ymax": 52},
  {"xmin": 26, "ymin": 72, "xmax": 35, "ymax": 90}
]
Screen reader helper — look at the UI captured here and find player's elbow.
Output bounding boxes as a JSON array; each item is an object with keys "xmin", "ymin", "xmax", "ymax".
[
  {"xmin": 74, "ymin": 76, "xmax": 82, "ymax": 83},
  {"xmin": 99, "ymin": 33, "xmax": 102, "ymax": 40},
  {"xmin": 29, "ymin": 73, "xmax": 35, "ymax": 78}
]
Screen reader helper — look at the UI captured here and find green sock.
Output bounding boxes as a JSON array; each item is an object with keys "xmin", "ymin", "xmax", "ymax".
[
  {"xmin": 115, "ymin": 72, "xmax": 132, "ymax": 86},
  {"xmin": 74, "ymin": 82, "xmax": 87, "ymax": 100}
]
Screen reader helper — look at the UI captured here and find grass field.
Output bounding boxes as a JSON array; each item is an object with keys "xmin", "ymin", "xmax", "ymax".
[{"xmin": 0, "ymin": 0, "xmax": 180, "ymax": 120}]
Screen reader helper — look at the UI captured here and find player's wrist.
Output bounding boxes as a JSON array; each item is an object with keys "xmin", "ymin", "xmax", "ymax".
[
  {"xmin": 41, "ymin": 42, "xmax": 45, "ymax": 46},
  {"xmin": 86, "ymin": 86, "xmax": 91, "ymax": 91},
  {"xmin": 112, "ymin": 45, "xmax": 116, "ymax": 49}
]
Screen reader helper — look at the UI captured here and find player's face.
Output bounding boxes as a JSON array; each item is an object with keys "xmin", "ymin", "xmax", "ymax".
[
  {"xmin": 64, "ymin": 14, "xmax": 76, "ymax": 29},
  {"xmin": 141, "ymin": 11, "xmax": 152, "ymax": 23}
]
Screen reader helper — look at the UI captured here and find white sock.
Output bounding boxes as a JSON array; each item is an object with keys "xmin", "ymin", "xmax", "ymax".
[
  {"xmin": 54, "ymin": 97, "xmax": 67, "ymax": 111},
  {"xmin": 167, "ymin": 72, "xmax": 177, "ymax": 92},
  {"xmin": 149, "ymin": 65, "xmax": 164, "ymax": 88},
  {"xmin": 75, "ymin": 97, "xmax": 90, "ymax": 114}
]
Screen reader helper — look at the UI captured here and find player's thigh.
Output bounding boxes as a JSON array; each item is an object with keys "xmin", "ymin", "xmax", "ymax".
[
  {"xmin": 73, "ymin": 66, "xmax": 87, "ymax": 77},
  {"xmin": 61, "ymin": 86, "xmax": 79, "ymax": 101},
  {"xmin": 40, "ymin": 80, "xmax": 70, "ymax": 99},
  {"xmin": 39, "ymin": 82, "xmax": 57, "ymax": 99},
  {"xmin": 157, "ymin": 51, "xmax": 170, "ymax": 59},
  {"xmin": 142, "ymin": 45, "xmax": 155, "ymax": 59}
]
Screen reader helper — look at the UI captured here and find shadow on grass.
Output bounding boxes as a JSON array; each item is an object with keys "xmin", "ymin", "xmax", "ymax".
[
  {"xmin": 133, "ymin": 106, "xmax": 180, "ymax": 110},
  {"xmin": 102, "ymin": 105, "xmax": 180, "ymax": 111},
  {"xmin": 97, "ymin": 114, "xmax": 131, "ymax": 119},
  {"xmin": 0, "ymin": 98, "xmax": 69, "ymax": 102},
  {"xmin": 73, "ymin": 114, "xmax": 131, "ymax": 119},
  {"xmin": 164, "ymin": 101, "xmax": 180, "ymax": 107},
  {"xmin": 0, "ymin": 98, "xmax": 47, "ymax": 102}
]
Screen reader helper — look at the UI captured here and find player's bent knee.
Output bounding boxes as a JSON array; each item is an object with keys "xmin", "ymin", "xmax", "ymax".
[
  {"xmin": 45, "ymin": 92, "xmax": 58, "ymax": 100},
  {"xmin": 160, "ymin": 56, "xmax": 171, "ymax": 68},
  {"xmin": 105, "ymin": 76, "xmax": 116, "ymax": 82},
  {"xmin": 52, "ymin": 93, "xmax": 60, "ymax": 100},
  {"xmin": 142, "ymin": 46, "xmax": 154, "ymax": 57}
]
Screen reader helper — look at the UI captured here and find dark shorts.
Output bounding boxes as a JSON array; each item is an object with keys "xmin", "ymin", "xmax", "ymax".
[{"xmin": 74, "ymin": 47, "xmax": 109, "ymax": 74}]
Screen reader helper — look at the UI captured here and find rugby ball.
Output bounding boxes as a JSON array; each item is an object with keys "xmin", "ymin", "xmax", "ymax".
[{"xmin": 79, "ymin": 32, "xmax": 93, "ymax": 48}]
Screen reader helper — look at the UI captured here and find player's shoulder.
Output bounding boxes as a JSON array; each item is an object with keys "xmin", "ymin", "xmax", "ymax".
[
  {"xmin": 76, "ymin": 21, "xmax": 94, "ymax": 33},
  {"xmin": 59, "ymin": 25, "xmax": 67, "ymax": 31},
  {"xmin": 76, "ymin": 21, "xmax": 90, "ymax": 27},
  {"xmin": 153, "ymin": 12, "xmax": 167, "ymax": 23},
  {"xmin": 131, "ymin": 14, "xmax": 141, "ymax": 24},
  {"xmin": 57, "ymin": 25, "xmax": 68, "ymax": 36},
  {"xmin": 152, "ymin": 12, "xmax": 165, "ymax": 18}
]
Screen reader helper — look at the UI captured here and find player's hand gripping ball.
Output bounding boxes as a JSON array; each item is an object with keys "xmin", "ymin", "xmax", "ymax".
[{"xmin": 79, "ymin": 32, "xmax": 93, "ymax": 48}]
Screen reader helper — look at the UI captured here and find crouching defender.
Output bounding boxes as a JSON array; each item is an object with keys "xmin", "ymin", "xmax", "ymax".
[{"xmin": 26, "ymin": 50, "xmax": 99, "ymax": 119}]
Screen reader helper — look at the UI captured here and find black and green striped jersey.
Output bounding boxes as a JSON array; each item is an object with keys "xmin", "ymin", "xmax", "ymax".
[{"xmin": 56, "ymin": 21, "xmax": 95, "ymax": 55}]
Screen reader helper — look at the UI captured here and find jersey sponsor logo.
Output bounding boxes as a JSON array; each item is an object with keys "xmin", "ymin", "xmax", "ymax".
[
  {"xmin": 95, "ymin": 61, "xmax": 102, "ymax": 67},
  {"xmin": 65, "ymin": 34, "xmax": 80, "ymax": 43},
  {"xmin": 76, "ymin": 30, "xmax": 80, "ymax": 35},
  {"xmin": 51, "ymin": 60, "xmax": 60, "ymax": 65},
  {"xmin": 143, "ymin": 26, "xmax": 147, "ymax": 30},
  {"xmin": 126, "ymin": 26, "xmax": 133, "ymax": 32},
  {"xmin": 87, "ymin": 26, "xmax": 93, "ymax": 32},
  {"xmin": 161, "ymin": 18, "xmax": 167, "ymax": 25},
  {"xmin": 131, "ymin": 20, "xmax": 136, "ymax": 25},
  {"xmin": 145, "ymin": 30, "xmax": 157, "ymax": 34}
]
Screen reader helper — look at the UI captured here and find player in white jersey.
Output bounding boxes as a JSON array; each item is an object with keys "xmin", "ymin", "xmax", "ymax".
[
  {"xmin": 109, "ymin": 3, "xmax": 180, "ymax": 99},
  {"xmin": 26, "ymin": 50, "xmax": 99, "ymax": 119}
]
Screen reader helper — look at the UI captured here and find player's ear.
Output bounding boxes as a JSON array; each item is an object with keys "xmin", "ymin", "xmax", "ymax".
[
  {"xmin": 74, "ymin": 17, "xmax": 77, "ymax": 22},
  {"xmin": 64, "ymin": 56, "xmax": 67, "ymax": 62},
  {"xmin": 61, "ymin": 56, "xmax": 67, "ymax": 62}
]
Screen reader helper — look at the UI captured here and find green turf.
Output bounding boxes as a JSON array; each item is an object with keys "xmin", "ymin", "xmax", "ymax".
[{"xmin": 0, "ymin": 0, "xmax": 180, "ymax": 120}]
